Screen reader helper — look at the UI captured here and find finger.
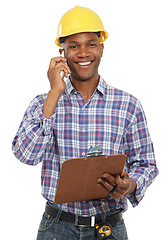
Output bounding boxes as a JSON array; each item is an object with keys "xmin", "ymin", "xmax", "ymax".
[
  {"xmin": 97, "ymin": 179, "xmax": 124, "ymax": 199},
  {"xmin": 115, "ymin": 185, "xmax": 127, "ymax": 195},
  {"xmin": 59, "ymin": 64, "xmax": 71, "ymax": 77},
  {"xmin": 116, "ymin": 173, "xmax": 129, "ymax": 188},
  {"xmin": 112, "ymin": 190, "xmax": 124, "ymax": 199},
  {"xmin": 48, "ymin": 62, "xmax": 71, "ymax": 77},
  {"xmin": 97, "ymin": 178, "xmax": 113, "ymax": 192},
  {"xmin": 102, "ymin": 173, "xmax": 116, "ymax": 185},
  {"xmin": 49, "ymin": 57, "xmax": 67, "ymax": 69},
  {"xmin": 54, "ymin": 61, "xmax": 71, "ymax": 73}
]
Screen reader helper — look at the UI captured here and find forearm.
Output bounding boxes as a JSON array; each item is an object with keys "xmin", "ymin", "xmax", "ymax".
[
  {"xmin": 12, "ymin": 95, "xmax": 55, "ymax": 165},
  {"xmin": 43, "ymin": 89, "xmax": 62, "ymax": 119}
]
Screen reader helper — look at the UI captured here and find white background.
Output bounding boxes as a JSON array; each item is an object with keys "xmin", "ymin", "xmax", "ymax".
[{"xmin": 0, "ymin": 0, "xmax": 167, "ymax": 239}]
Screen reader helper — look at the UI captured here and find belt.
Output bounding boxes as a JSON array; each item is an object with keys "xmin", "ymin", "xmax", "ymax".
[{"xmin": 45, "ymin": 202, "xmax": 123, "ymax": 228}]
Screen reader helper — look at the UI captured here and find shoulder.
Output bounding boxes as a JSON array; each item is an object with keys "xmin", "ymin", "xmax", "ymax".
[
  {"xmin": 26, "ymin": 93, "xmax": 48, "ymax": 113},
  {"xmin": 30, "ymin": 93, "xmax": 48, "ymax": 105},
  {"xmin": 101, "ymin": 78, "xmax": 143, "ymax": 116},
  {"xmin": 106, "ymin": 82, "xmax": 140, "ymax": 102}
]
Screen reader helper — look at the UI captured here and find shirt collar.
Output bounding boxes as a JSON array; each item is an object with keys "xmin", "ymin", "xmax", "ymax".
[
  {"xmin": 65, "ymin": 75, "xmax": 106, "ymax": 99},
  {"xmin": 97, "ymin": 76, "xmax": 106, "ymax": 96},
  {"xmin": 65, "ymin": 77, "xmax": 75, "ymax": 97}
]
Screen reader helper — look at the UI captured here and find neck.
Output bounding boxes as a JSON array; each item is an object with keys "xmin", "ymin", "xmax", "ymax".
[{"xmin": 70, "ymin": 75, "xmax": 99, "ymax": 102}]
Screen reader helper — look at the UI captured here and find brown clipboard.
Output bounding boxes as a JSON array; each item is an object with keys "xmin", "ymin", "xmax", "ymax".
[{"xmin": 54, "ymin": 154, "xmax": 127, "ymax": 204}]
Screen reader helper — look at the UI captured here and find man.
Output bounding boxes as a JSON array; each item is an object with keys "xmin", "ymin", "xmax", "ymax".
[{"xmin": 12, "ymin": 6, "xmax": 159, "ymax": 240}]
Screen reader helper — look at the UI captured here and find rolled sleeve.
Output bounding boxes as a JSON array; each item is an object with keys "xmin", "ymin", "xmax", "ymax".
[
  {"xmin": 12, "ymin": 94, "xmax": 56, "ymax": 165},
  {"xmin": 124, "ymin": 101, "xmax": 159, "ymax": 207},
  {"xmin": 33, "ymin": 104, "xmax": 55, "ymax": 136},
  {"xmin": 127, "ymin": 162, "xmax": 158, "ymax": 207}
]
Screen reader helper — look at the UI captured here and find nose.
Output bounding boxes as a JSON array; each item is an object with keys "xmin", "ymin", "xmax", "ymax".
[{"xmin": 77, "ymin": 46, "xmax": 90, "ymax": 58}]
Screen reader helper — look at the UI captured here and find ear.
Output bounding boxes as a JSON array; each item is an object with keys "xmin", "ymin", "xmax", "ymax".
[
  {"xmin": 100, "ymin": 43, "xmax": 104, "ymax": 57},
  {"xmin": 59, "ymin": 48, "xmax": 65, "ymax": 55}
]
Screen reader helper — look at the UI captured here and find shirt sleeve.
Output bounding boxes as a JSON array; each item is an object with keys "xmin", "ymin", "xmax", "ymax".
[
  {"xmin": 123, "ymin": 100, "xmax": 159, "ymax": 207},
  {"xmin": 12, "ymin": 94, "xmax": 56, "ymax": 165}
]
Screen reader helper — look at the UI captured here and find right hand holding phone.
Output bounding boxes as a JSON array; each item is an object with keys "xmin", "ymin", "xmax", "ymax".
[{"xmin": 47, "ymin": 56, "xmax": 71, "ymax": 94}]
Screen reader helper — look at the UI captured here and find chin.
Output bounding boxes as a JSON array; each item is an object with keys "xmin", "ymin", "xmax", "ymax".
[{"xmin": 71, "ymin": 71, "xmax": 98, "ymax": 82}]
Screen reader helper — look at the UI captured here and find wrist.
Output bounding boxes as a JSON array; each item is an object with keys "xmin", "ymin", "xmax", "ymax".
[
  {"xmin": 49, "ymin": 88, "xmax": 63, "ymax": 95},
  {"xmin": 125, "ymin": 180, "xmax": 137, "ymax": 195}
]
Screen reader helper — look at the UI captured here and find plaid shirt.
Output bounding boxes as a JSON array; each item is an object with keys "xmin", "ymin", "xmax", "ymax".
[{"xmin": 12, "ymin": 76, "xmax": 158, "ymax": 216}]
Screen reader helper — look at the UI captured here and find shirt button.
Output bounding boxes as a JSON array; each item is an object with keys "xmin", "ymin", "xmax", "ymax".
[
  {"xmin": 82, "ymin": 129, "xmax": 85, "ymax": 132},
  {"xmin": 82, "ymin": 152, "xmax": 85, "ymax": 156}
]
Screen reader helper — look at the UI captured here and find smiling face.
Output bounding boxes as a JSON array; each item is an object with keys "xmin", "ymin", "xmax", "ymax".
[{"xmin": 62, "ymin": 32, "xmax": 104, "ymax": 82}]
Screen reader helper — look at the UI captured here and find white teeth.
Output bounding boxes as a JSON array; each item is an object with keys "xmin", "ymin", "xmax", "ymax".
[{"xmin": 78, "ymin": 61, "xmax": 91, "ymax": 66}]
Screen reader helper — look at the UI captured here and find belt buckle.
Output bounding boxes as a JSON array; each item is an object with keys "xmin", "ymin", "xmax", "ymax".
[
  {"xmin": 91, "ymin": 216, "xmax": 96, "ymax": 227},
  {"xmin": 75, "ymin": 215, "xmax": 96, "ymax": 228}
]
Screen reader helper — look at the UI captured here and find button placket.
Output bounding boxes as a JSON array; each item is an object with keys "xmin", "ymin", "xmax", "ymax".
[{"xmin": 80, "ymin": 106, "xmax": 88, "ymax": 157}]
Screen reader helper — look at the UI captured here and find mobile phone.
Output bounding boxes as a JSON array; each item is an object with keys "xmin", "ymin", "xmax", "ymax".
[
  {"xmin": 60, "ymin": 61, "xmax": 68, "ymax": 80},
  {"xmin": 60, "ymin": 70, "xmax": 65, "ymax": 80}
]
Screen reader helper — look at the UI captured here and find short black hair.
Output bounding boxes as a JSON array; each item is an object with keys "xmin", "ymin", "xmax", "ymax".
[{"xmin": 59, "ymin": 31, "xmax": 101, "ymax": 45}]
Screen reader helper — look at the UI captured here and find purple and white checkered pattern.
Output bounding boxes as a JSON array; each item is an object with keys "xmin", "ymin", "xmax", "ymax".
[{"xmin": 12, "ymin": 76, "xmax": 158, "ymax": 216}]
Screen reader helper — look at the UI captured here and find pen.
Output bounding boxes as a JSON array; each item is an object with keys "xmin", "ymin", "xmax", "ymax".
[{"xmin": 104, "ymin": 175, "xmax": 125, "ymax": 202}]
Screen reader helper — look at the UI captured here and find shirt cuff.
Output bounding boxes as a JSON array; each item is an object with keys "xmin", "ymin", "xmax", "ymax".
[
  {"xmin": 33, "ymin": 105, "xmax": 55, "ymax": 135},
  {"xmin": 126, "ymin": 174, "xmax": 146, "ymax": 207}
]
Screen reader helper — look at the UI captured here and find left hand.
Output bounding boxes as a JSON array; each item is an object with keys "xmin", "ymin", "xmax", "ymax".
[{"xmin": 97, "ymin": 171, "xmax": 137, "ymax": 199}]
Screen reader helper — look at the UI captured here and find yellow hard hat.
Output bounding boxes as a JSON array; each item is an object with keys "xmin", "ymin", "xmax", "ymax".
[{"xmin": 55, "ymin": 6, "xmax": 109, "ymax": 47}]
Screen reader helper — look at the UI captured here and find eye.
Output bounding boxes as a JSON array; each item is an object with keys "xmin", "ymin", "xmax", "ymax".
[
  {"xmin": 89, "ymin": 43, "xmax": 97, "ymax": 47},
  {"xmin": 70, "ymin": 45, "xmax": 78, "ymax": 49}
]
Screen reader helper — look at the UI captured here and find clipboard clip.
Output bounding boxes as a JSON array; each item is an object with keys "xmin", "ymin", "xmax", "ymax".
[{"xmin": 87, "ymin": 146, "xmax": 104, "ymax": 157}]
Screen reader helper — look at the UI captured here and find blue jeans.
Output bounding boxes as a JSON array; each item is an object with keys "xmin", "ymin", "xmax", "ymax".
[{"xmin": 36, "ymin": 212, "xmax": 128, "ymax": 240}]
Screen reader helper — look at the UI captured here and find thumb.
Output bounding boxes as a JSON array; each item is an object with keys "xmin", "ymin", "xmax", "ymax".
[{"xmin": 116, "ymin": 172, "xmax": 129, "ymax": 187}]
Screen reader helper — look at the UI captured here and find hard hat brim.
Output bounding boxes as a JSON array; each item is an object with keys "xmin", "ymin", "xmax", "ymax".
[{"xmin": 55, "ymin": 30, "xmax": 109, "ymax": 47}]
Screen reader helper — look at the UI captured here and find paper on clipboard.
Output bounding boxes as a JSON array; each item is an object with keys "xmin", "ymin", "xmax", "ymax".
[{"xmin": 54, "ymin": 154, "xmax": 127, "ymax": 204}]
